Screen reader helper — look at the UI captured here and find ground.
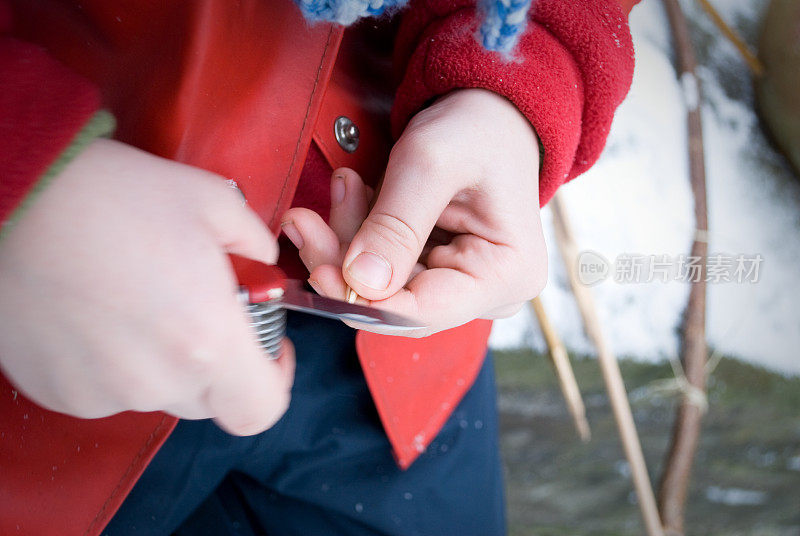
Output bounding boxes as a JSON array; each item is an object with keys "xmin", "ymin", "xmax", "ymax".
[{"xmin": 495, "ymin": 349, "xmax": 800, "ymax": 535}]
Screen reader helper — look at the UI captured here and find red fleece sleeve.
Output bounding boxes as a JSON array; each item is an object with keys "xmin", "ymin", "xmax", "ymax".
[
  {"xmin": 391, "ymin": 0, "xmax": 636, "ymax": 206},
  {"xmin": 0, "ymin": 1, "xmax": 101, "ymax": 227}
]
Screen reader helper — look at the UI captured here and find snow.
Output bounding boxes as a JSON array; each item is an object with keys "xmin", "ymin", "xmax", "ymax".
[
  {"xmin": 705, "ymin": 486, "xmax": 768, "ymax": 506},
  {"xmin": 490, "ymin": 0, "xmax": 800, "ymax": 375}
]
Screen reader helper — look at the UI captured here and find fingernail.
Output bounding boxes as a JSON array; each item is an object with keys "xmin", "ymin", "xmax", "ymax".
[
  {"xmin": 347, "ymin": 251, "xmax": 392, "ymax": 290},
  {"xmin": 281, "ymin": 221, "xmax": 304, "ymax": 249},
  {"xmin": 331, "ymin": 175, "xmax": 346, "ymax": 206},
  {"xmin": 308, "ymin": 279, "xmax": 323, "ymax": 295}
]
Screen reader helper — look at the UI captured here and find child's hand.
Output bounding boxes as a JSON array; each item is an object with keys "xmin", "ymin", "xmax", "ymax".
[
  {"xmin": 0, "ymin": 139, "xmax": 294, "ymax": 435},
  {"xmin": 282, "ymin": 88, "xmax": 546, "ymax": 336}
]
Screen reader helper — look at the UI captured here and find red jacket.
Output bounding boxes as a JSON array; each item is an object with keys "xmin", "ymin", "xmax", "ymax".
[{"xmin": 0, "ymin": 0, "xmax": 637, "ymax": 533}]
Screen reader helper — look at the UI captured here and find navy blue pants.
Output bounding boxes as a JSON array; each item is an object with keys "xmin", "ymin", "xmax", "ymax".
[{"xmin": 104, "ymin": 313, "xmax": 505, "ymax": 535}]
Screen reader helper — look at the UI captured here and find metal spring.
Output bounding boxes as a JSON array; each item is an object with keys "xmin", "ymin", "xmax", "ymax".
[{"xmin": 246, "ymin": 300, "xmax": 286, "ymax": 359}]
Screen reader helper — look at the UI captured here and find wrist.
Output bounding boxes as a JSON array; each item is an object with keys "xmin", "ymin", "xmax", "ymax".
[{"xmin": 439, "ymin": 88, "xmax": 540, "ymax": 147}]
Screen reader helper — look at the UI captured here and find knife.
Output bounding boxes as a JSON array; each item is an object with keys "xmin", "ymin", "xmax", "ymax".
[
  {"xmin": 278, "ymin": 281, "xmax": 423, "ymax": 330},
  {"xmin": 231, "ymin": 256, "xmax": 424, "ymax": 357}
]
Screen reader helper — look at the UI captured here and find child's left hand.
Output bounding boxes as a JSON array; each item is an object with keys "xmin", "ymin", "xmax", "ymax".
[{"xmin": 281, "ymin": 88, "xmax": 547, "ymax": 337}]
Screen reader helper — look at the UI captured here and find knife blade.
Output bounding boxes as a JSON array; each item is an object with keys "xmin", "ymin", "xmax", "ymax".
[
  {"xmin": 278, "ymin": 281, "xmax": 424, "ymax": 331},
  {"xmin": 231, "ymin": 255, "xmax": 424, "ymax": 331}
]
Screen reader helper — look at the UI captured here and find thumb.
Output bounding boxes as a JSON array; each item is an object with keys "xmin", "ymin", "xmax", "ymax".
[{"xmin": 342, "ymin": 160, "xmax": 452, "ymax": 300}]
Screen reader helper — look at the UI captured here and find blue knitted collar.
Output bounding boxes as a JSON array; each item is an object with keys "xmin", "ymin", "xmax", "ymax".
[{"xmin": 294, "ymin": 0, "xmax": 533, "ymax": 54}]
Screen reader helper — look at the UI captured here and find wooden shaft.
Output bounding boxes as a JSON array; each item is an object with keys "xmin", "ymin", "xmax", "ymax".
[
  {"xmin": 530, "ymin": 296, "xmax": 591, "ymax": 442},
  {"xmin": 550, "ymin": 193, "xmax": 664, "ymax": 536}
]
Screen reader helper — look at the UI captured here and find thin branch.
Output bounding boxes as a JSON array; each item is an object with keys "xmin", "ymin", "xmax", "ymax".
[
  {"xmin": 658, "ymin": 1, "xmax": 710, "ymax": 534},
  {"xmin": 696, "ymin": 0, "xmax": 764, "ymax": 77},
  {"xmin": 550, "ymin": 193, "xmax": 664, "ymax": 536},
  {"xmin": 530, "ymin": 296, "xmax": 591, "ymax": 442}
]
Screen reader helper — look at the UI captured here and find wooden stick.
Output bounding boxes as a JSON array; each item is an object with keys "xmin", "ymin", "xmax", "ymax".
[
  {"xmin": 659, "ymin": 2, "xmax": 710, "ymax": 535},
  {"xmin": 696, "ymin": 0, "xmax": 764, "ymax": 77},
  {"xmin": 549, "ymin": 193, "xmax": 664, "ymax": 536},
  {"xmin": 530, "ymin": 296, "xmax": 591, "ymax": 442}
]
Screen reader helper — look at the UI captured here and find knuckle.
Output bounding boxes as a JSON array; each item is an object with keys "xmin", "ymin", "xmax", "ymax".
[
  {"xmin": 163, "ymin": 321, "xmax": 223, "ymax": 376},
  {"xmin": 393, "ymin": 132, "xmax": 449, "ymax": 176},
  {"xmin": 460, "ymin": 236, "xmax": 493, "ymax": 259},
  {"xmin": 363, "ymin": 212, "xmax": 423, "ymax": 256}
]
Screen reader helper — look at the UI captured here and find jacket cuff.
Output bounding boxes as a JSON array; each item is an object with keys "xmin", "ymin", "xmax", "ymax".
[
  {"xmin": 0, "ymin": 110, "xmax": 115, "ymax": 242},
  {"xmin": 391, "ymin": 0, "xmax": 635, "ymax": 206},
  {"xmin": 0, "ymin": 36, "xmax": 108, "ymax": 232}
]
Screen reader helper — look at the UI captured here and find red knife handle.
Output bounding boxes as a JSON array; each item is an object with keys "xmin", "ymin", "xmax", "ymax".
[
  {"xmin": 229, "ymin": 255, "xmax": 288, "ymax": 304},
  {"xmin": 229, "ymin": 255, "xmax": 287, "ymax": 359}
]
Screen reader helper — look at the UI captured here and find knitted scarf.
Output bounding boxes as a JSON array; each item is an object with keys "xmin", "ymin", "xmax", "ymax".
[{"xmin": 294, "ymin": 0, "xmax": 533, "ymax": 54}]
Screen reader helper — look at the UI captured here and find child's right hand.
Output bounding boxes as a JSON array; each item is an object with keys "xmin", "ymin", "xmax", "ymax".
[{"xmin": 0, "ymin": 139, "xmax": 294, "ymax": 436}]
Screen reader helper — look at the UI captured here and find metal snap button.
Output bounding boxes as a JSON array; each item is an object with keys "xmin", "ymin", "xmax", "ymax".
[{"xmin": 334, "ymin": 116, "xmax": 359, "ymax": 153}]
